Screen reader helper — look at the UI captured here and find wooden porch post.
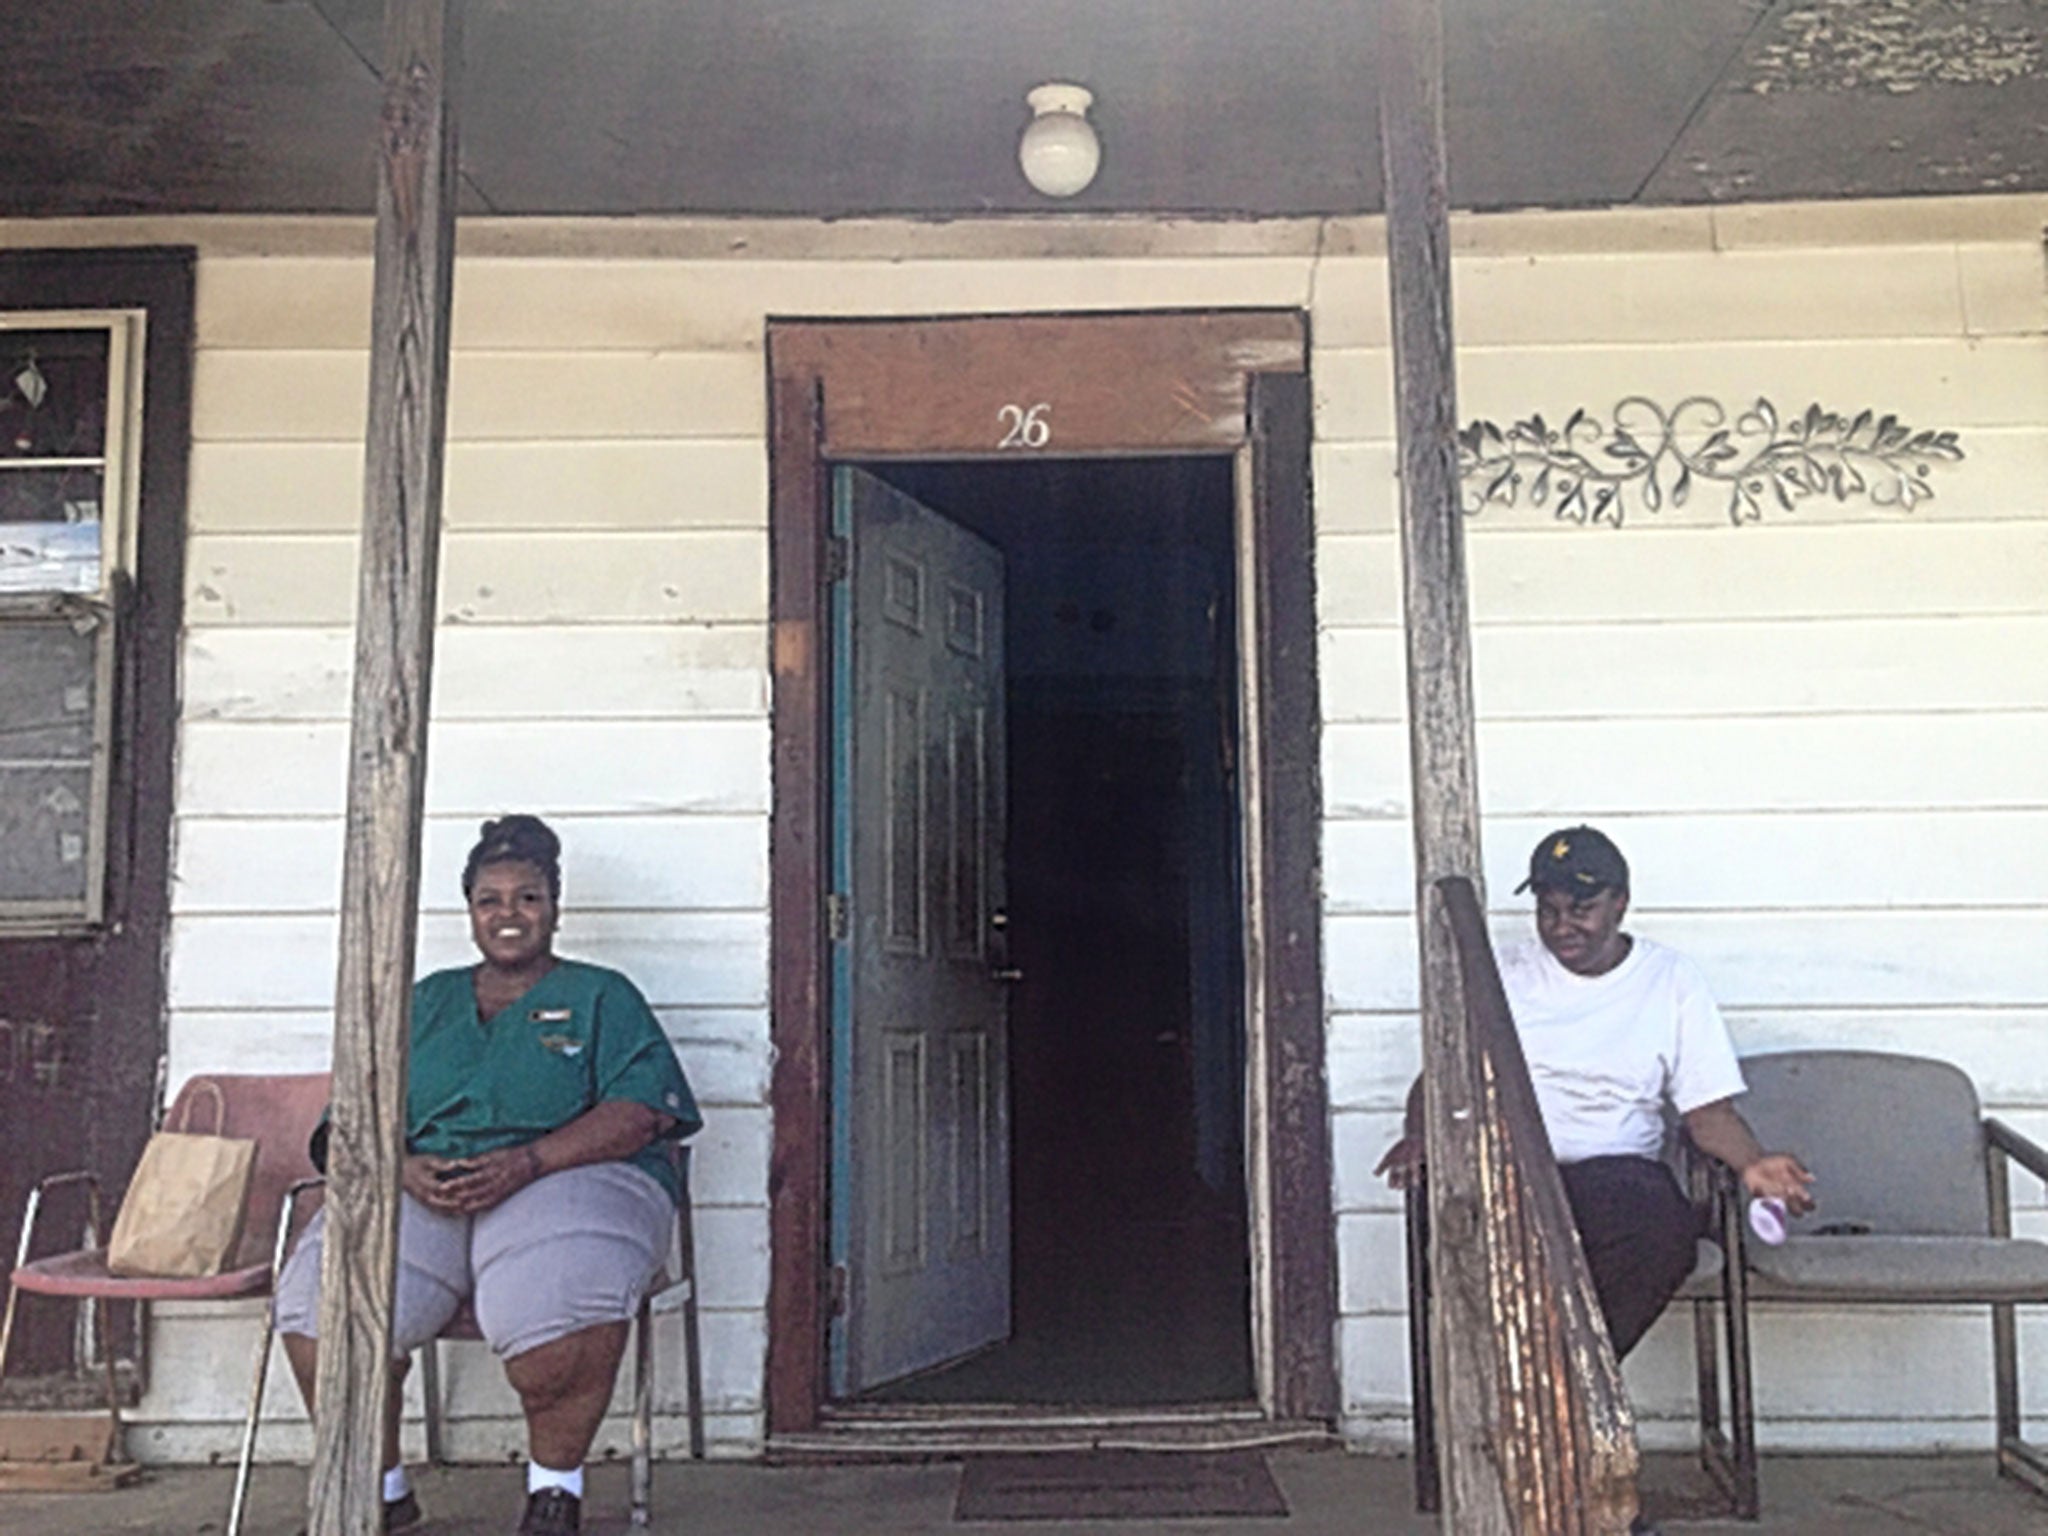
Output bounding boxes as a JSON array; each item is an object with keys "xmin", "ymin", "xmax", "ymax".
[
  {"xmin": 1379, "ymin": 4, "xmax": 1642, "ymax": 1530},
  {"xmin": 307, "ymin": 5, "xmax": 461, "ymax": 1535},
  {"xmin": 1375, "ymin": 0, "xmax": 1505, "ymax": 1529}
]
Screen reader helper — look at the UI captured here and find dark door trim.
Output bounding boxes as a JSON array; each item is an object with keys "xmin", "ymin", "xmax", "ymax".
[
  {"xmin": 0, "ymin": 247, "xmax": 193, "ymax": 1386},
  {"xmin": 764, "ymin": 311, "xmax": 1331, "ymax": 1434}
]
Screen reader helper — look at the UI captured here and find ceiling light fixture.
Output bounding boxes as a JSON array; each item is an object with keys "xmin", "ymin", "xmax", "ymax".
[{"xmin": 1018, "ymin": 83, "xmax": 1100, "ymax": 198}]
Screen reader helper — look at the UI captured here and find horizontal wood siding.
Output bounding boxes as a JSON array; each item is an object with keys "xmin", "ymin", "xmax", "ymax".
[
  {"xmin": 3, "ymin": 201, "xmax": 2032, "ymax": 1458},
  {"xmin": 1316, "ymin": 217, "xmax": 2048, "ymax": 1452}
]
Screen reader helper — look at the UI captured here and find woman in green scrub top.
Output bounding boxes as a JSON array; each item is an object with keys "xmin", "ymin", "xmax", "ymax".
[{"xmin": 275, "ymin": 815, "xmax": 700, "ymax": 1536}]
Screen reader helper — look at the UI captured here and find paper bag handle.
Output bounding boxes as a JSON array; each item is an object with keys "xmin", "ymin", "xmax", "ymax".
[{"xmin": 170, "ymin": 1078, "xmax": 230, "ymax": 1137}]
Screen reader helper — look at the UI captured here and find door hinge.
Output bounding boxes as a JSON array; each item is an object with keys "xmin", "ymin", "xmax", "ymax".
[
  {"xmin": 829, "ymin": 1262, "xmax": 849, "ymax": 1318},
  {"xmin": 825, "ymin": 890, "xmax": 849, "ymax": 944},
  {"xmin": 823, "ymin": 534, "xmax": 850, "ymax": 586}
]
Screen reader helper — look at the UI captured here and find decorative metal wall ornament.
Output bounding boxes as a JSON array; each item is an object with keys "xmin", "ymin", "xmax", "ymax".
[{"xmin": 1457, "ymin": 396, "xmax": 1964, "ymax": 527}]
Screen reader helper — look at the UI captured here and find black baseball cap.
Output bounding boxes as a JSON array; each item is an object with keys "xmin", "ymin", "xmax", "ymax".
[{"xmin": 1515, "ymin": 825, "xmax": 1629, "ymax": 896}]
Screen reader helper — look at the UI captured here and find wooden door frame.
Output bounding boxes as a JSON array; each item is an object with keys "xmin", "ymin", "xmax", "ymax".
[
  {"xmin": 764, "ymin": 311, "xmax": 1334, "ymax": 1434},
  {"xmin": 0, "ymin": 247, "xmax": 192, "ymax": 1388}
]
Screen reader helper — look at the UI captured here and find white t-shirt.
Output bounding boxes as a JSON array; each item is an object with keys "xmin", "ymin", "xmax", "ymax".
[{"xmin": 1496, "ymin": 933, "xmax": 1746, "ymax": 1165}]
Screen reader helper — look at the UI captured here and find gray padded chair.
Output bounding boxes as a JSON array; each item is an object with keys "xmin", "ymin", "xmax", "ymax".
[{"xmin": 1694, "ymin": 1050, "xmax": 2048, "ymax": 1515}]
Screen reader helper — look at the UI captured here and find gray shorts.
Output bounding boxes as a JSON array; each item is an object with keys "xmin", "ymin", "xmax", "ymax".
[{"xmin": 274, "ymin": 1161, "xmax": 674, "ymax": 1361}]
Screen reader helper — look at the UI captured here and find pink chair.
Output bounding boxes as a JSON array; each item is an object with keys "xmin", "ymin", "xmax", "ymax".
[{"xmin": 0, "ymin": 1071, "xmax": 330, "ymax": 1533}]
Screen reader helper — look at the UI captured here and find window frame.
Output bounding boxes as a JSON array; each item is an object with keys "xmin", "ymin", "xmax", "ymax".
[{"xmin": 0, "ymin": 308, "xmax": 147, "ymax": 933}]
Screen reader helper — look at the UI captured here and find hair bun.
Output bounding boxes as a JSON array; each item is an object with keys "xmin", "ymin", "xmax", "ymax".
[{"xmin": 462, "ymin": 814, "xmax": 563, "ymax": 900}]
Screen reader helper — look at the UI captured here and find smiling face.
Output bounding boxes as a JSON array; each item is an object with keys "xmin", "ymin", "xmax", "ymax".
[
  {"xmin": 1534, "ymin": 883, "xmax": 1631, "ymax": 976},
  {"xmin": 466, "ymin": 858, "xmax": 559, "ymax": 972}
]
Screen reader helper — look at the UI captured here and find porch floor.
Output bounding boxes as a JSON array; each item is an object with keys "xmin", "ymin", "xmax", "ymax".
[{"xmin": 7, "ymin": 1450, "xmax": 2046, "ymax": 1535}]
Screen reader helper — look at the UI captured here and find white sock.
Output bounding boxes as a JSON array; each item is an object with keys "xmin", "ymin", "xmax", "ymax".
[
  {"xmin": 382, "ymin": 1465, "xmax": 411, "ymax": 1503},
  {"xmin": 527, "ymin": 1461, "xmax": 584, "ymax": 1499}
]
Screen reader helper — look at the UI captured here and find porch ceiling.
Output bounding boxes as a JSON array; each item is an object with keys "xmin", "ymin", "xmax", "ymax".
[{"xmin": 7, "ymin": 1, "xmax": 2047, "ymax": 220}]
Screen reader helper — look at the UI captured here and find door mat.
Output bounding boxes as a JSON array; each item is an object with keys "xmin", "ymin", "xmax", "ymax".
[{"xmin": 955, "ymin": 1450, "xmax": 1287, "ymax": 1521}]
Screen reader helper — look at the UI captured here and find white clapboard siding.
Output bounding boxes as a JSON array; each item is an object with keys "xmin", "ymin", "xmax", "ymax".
[
  {"xmin": 1958, "ymin": 243, "xmax": 2048, "ymax": 336},
  {"xmin": 173, "ymin": 813, "xmax": 766, "ymax": 913},
  {"xmin": 185, "ymin": 528, "xmax": 768, "ymax": 626},
  {"xmin": 146, "ymin": 207, "xmax": 2048, "ymax": 1458},
  {"xmin": 182, "ymin": 625, "xmax": 768, "ymax": 722},
  {"xmin": 195, "ymin": 255, "xmax": 1315, "ymax": 352},
  {"xmin": 1318, "ymin": 521, "xmax": 2048, "ymax": 628},
  {"xmin": 1327, "ymin": 1011, "xmax": 1421, "ymax": 1110},
  {"xmin": 190, "ymin": 438, "xmax": 769, "ymax": 534},
  {"xmin": 1324, "ymin": 616, "xmax": 2048, "ymax": 723},
  {"xmin": 1324, "ymin": 810, "xmax": 2048, "ymax": 914},
  {"xmin": 192, "ymin": 350, "xmax": 766, "ymax": 442},
  {"xmin": 169, "ymin": 911, "xmax": 768, "ymax": 1013},
  {"xmin": 1315, "ymin": 335, "xmax": 2048, "ymax": 445},
  {"xmin": 1324, "ymin": 714, "xmax": 2048, "ymax": 819},
  {"xmin": 1310, "ymin": 247, "xmax": 1978, "ymax": 351},
  {"xmin": 176, "ymin": 719, "xmax": 769, "ymax": 816}
]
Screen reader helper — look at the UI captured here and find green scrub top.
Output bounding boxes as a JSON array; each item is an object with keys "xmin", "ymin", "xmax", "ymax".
[{"xmin": 405, "ymin": 958, "xmax": 701, "ymax": 1204}]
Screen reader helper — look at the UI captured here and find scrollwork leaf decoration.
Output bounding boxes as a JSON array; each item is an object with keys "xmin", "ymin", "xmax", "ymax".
[{"xmin": 1457, "ymin": 396, "xmax": 1964, "ymax": 526}]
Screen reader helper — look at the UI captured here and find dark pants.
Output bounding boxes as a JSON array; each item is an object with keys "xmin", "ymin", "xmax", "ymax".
[{"xmin": 1559, "ymin": 1155, "xmax": 1701, "ymax": 1359}]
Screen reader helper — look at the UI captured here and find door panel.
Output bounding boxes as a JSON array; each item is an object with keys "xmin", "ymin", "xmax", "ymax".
[{"xmin": 836, "ymin": 466, "xmax": 1010, "ymax": 1394}]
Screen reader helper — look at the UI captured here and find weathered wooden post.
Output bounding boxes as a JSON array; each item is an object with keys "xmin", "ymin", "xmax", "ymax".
[
  {"xmin": 1379, "ymin": 2, "xmax": 1640, "ymax": 1530},
  {"xmin": 1375, "ymin": 3, "xmax": 1510, "ymax": 1526},
  {"xmin": 307, "ymin": 5, "xmax": 461, "ymax": 1535}
]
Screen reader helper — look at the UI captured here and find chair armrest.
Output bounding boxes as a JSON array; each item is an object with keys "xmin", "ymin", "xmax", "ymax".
[
  {"xmin": 1675, "ymin": 1132, "xmax": 1740, "ymax": 1208},
  {"xmin": 1987, "ymin": 1119, "xmax": 2048, "ymax": 1184}
]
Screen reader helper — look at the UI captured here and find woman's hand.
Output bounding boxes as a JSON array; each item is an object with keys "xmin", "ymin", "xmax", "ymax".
[
  {"xmin": 402, "ymin": 1153, "xmax": 474, "ymax": 1215},
  {"xmin": 402, "ymin": 1147, "xmax": 544, "ymax": 1215},
  {"xmin": 428, "ymin": 1144, "xmax": 546, "ymax": 1215}
]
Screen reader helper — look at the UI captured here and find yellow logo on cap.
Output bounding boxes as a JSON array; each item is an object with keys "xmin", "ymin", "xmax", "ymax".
[{"xmin": 1551, "ymin": 838, "xmax": 1571, "ymax": 860}]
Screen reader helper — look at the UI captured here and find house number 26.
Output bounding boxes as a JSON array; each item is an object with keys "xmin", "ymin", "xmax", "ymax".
[{"xmin": 996, "ymin": 402, "xmax": 1052, "ymax": 449}]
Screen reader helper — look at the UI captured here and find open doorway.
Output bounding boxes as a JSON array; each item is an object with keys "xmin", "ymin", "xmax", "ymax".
[
  {"xmin": 766, "ymin": 312, "xmax": 1332, "ymax": 1437},
  {"xmin": 831, "ymin": 457, "xmax": 1252, "ymax": 1407}
]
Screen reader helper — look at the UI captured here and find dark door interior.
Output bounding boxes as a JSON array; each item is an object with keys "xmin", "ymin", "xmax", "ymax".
[{"xmin": 853, "ymin": 455, "xmax": 1253, "ymax": 1406}]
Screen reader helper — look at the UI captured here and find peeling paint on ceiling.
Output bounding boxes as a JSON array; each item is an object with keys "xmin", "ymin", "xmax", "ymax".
[{"xmin": 1746, "ymin": 0, "xmax": 2043, "ymax": 94}]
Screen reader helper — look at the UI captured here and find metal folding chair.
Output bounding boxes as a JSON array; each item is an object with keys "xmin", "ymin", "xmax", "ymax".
[
  {"xmin": 0, "ymin": 1072, "xmax": 329, "ymax": 1532},
  {"xmin": 416, "ymin": 1143, "xmax": 704, "ymax": 1526}
]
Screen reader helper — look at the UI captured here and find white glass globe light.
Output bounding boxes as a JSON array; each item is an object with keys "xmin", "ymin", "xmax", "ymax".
[{"xmin": 1019, "ymin": 83, "xmax": 1101, "ymax": 198}]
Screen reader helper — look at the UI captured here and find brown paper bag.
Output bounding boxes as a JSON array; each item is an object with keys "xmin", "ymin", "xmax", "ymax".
[{"xmin": 106, "ymin": 1081, "xmax": 257, "ymax": 1278}]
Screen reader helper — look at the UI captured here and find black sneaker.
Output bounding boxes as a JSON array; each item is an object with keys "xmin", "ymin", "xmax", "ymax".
[
  {"xmin": 1628, "ymin": 1518, "xmax": 1663, "ymax": 1536},
  {"xmin": 518, "ymin": 1487, "xmax": 582, "ymax": 1536}
]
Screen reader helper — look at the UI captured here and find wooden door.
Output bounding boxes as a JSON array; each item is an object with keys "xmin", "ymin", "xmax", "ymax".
[
  {"xmin": 834, "ymin": 466, "xmax": 1011, "ymax": 1394},
  {"xmin": 0, "ymin": 251, "xmax": 189, "ymax": 1393}
]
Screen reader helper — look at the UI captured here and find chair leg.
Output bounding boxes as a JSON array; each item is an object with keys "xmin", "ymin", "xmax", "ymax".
[
  {"xmin": 1693, "ymin": 1297, "xmax": 1728, "ymax": 1489},
  {"xmin": 630, "ymin": 1297, "xmax": 653, "ymax": 1526},
  {"xmin": 1403, "ymin": 1183, "xmax": 1439, "ymax": 1514},
  {"xmin": 1723, "ymin": 1242, "xmax": 1759, "ymax": 1520},
  {"xmin": 421, "ymin": 1340, "xmax": 445, "ymax": 1466},
  {"xmin": 94, "ymin": 1295, "xmax": 124, "ymax": 1464},
  {"xmin": 1988, "ymin": 1298, "xmax": 2048, "ymax": 1498},
  {"xmin": 682, "ymin": 1278, "xmax": 705, "ymax": 1462},
  {"xmin": 228, "ymin": 1304, "xmax": 280, "ymax": 1536}
]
